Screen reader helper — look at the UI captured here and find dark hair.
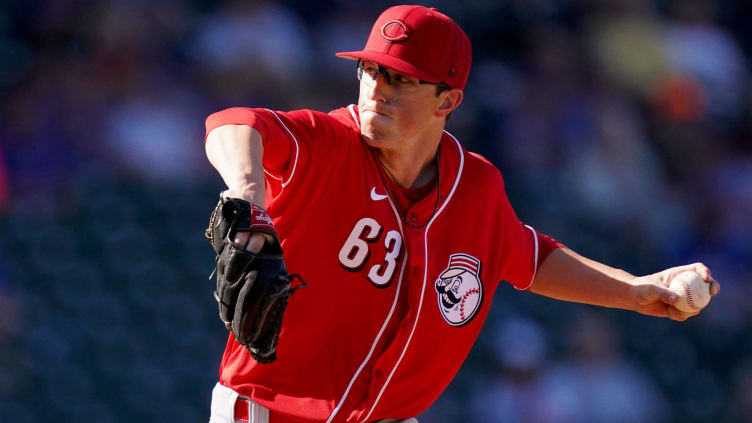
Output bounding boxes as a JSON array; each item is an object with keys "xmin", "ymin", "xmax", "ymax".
[{"xmin": 435, "ymin": 84, "xmax": 450, "ymax": 96}]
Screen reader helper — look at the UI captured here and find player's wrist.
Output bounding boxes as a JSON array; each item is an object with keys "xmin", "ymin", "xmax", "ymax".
[{"xmin": 222, "ymin": 185, "xmax": 265, "ymax": 208}]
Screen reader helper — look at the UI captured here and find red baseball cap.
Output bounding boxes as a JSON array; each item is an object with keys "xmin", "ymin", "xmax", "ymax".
[{"xmin": 336, "ymin": 5, "xmax": 472, "ymax": 90}]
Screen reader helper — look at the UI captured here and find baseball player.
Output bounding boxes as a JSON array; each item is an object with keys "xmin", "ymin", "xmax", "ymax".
[{"xmin": 203, "ymin": 5, "xmax": 721, "ymax": 423}]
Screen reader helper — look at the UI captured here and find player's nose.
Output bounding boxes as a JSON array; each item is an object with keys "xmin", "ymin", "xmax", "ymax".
[{"xmin": 367, "ymin": 75, "xmax": 389, "ymax": 102}]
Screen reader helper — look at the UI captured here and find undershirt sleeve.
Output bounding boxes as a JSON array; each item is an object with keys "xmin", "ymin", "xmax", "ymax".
[{"xmin": 537, "ymin": 232, "xmax": 565, "ymax": 266}]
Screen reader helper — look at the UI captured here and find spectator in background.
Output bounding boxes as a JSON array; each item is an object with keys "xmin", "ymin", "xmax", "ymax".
[
  {"xmin": 664, "ymin": 0, "xmax": 747, "ymax": 128},
  {"xmin": 537, "ymin": 312, "xmax": 668, "ymax": 423},
  {"xmin": 587, "ymin": 0, "xmax": 671, "ymax": 100},
  {"xmin": 471, "ymin": 315, "xmax": 557, "ymax": 423},
  {"xmin": 732, "ymin": 359, "xmax": 752, "ymax": 421},
  {"xmin": 0, "ymin": 146, "xmax": 8, "ymax": 213},
  {"xmin": 188, "ymin": 0, "xmax": 314, "ymax": 105}
]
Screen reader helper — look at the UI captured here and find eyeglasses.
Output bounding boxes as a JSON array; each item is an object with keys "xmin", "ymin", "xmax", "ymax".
[{"xmin": 357, "ymin": 60, "xmax": 451, "ymax": 91}]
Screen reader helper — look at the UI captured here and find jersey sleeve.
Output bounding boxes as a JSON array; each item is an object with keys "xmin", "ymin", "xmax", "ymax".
[
  {"xmin": 495, "ymin": 179, "xmax": 564, "ymax": 290},
  {"xmin": 205, "ymin": 107, "xmax": 296, "ymax": 178},
  {"xmin": 204, "ymin": 107, "xmax": 356, "ymax": 226}
]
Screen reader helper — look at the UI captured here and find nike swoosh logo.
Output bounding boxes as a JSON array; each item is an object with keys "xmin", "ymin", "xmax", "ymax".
[{"xmin": 370, "ymin": 187, "xmax": 388, "ymax": 201}]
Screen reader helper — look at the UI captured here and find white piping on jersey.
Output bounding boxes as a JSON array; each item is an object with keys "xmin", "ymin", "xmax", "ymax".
[
  {"xmin": 263, "ymin": 109, "xmax": 299, "ymax": 187},
  {"xmin": 348, "ymin": 104, "xmax": 360, "ymax": 129},
  {"xmin": 515, "ymin": 225, "xmax": 538, "ymax": 291},
  {"xmin": 361, "ymin": 131, "xmax": 465, "ymax": 422},
  {"xmin": 325, "ymin": 186, "xmax": 408, "ymax": 423},
  {"xmin": 518, "ymin": 225, "xmax": 539, "ymax": 290}
]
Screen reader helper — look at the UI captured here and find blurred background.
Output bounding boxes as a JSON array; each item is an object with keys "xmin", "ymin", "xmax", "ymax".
[{"xmin": 0, "ymin": 0, "xmax": 751, "ymax": 421}]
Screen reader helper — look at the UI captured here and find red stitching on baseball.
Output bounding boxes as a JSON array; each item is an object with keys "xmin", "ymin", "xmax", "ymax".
[
  {"xmin": 682, "ymin": 280, "xmax": 699, "ymax": 310},
  {"xmin": 459, "ymin": 288, "xmax": 480, "ymax": 320}
]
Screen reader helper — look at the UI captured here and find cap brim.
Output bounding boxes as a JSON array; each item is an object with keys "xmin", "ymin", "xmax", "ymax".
[{"xmin": 336, "ymin": 50, "xmax": 443, "ymax": 84}]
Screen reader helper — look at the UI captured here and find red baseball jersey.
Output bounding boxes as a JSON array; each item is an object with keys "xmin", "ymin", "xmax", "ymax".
[{"xmin": 205, "ymin": 105, "xmax": 562, "ymax": 422}]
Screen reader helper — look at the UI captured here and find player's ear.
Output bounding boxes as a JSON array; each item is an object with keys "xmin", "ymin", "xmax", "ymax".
[{"xmin": 435, "ymin": 89, "xmax": 463, "ymax": 118}]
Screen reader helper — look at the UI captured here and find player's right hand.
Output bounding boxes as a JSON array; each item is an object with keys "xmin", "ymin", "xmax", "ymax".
[
  {"xmin": 221, "ymin": 189, "xmax": 273, "ymax": 253},
  {"xmin": 206, "ymin": 194, "xmax": 303, "ymax": 364}
]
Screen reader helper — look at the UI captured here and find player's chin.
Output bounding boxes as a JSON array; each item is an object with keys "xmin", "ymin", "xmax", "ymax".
[
  {"xmin": 360, "ymin": 124, "xmax": 393, "ymax": 147},
  {"xmin": 361, "ymin": 111, "xmax": 394, "ymax": 133}
]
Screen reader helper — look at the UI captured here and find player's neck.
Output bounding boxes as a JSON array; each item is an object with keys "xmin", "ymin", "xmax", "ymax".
[{"xmin": 378, "ymin": 136, "xmax": 441, "ymax": 189}]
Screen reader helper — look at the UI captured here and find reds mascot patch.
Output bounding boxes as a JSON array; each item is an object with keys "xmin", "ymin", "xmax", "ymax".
[{"xmin": 435, "ymin": 254, "xmax": 483, "ymax": 326}]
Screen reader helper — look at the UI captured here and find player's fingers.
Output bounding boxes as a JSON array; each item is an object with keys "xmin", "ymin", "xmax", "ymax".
[
  {"xmin": 667, "ymin": 305, "xmax": 697, "ymax": 322},
  {"xmin": 246, "ymin": 233, "xmax": 267, "ymax": 253},
  {"xmin": 233, "ymin": 231, "xmax": 251, "ymax": 248},
  {"xmin": 640, "ymin": 303, "xmax": 671, "ymax": 317},
  {"xmin": 669, "ymin": 262, "xmax": 711, "ymax": 283},
  {"xmin": 679, "ymin": 262, "xmax": 719, "ymax": 296},
  {"xmin": 641, "ymin": 305, "xmax": 669, "ymax": 318},
  {"xmin": 635, "ymin": 283, "xmax": 677, "ymax": 306},
  {"xmin": 687, "ymin": 262, "xmax": 720, "ymax": 296},
  {"xmin": 691, "ymin": 262, "xmax": 712, "ymax": 282},
  {"xmin": 709, "ymin": 277, "xmax": 720, "ymax": 296},
  {"xmin": 659, "ymin": 286, "xmax": 679, "ymax": 306}
]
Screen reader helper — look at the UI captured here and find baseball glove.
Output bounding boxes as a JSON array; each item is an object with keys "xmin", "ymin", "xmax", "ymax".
[{"xmin": 206, "ymin": 194, "xmax": 305, "ymax": 363}]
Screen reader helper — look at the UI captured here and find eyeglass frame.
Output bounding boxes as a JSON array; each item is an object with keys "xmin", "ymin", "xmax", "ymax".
[{"xmin": 357, "ymin": 59, "xmax": 452, "ymax": 92}]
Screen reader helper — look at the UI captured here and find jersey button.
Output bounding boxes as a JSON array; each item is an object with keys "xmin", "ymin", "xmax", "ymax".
[
  {"xmin": 411, "ymin": 267, "xmax": 419, "ymax": 276},
  {"xmin": 409, "ymin": 213, "xmax": 417, "ymax": 222}
]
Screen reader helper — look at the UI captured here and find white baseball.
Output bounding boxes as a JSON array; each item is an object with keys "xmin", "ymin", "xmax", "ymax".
[{"xmin": 668, "ymin": 270, "xmax": 711, "ymax": 312}]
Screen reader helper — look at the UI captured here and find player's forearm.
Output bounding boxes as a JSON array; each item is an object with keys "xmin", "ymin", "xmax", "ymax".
[
  {"xmin": 529, "ymin": 247, "xmax": 640, "ymax": 311},
  {"xmin": 205, "ymin": 124, "xmax": 266, "ymax": 206}
]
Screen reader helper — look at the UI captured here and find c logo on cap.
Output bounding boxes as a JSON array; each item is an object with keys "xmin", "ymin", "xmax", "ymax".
[{"xmin": 380, "ymin": 20, "xmax": 410, "ymax": 42}]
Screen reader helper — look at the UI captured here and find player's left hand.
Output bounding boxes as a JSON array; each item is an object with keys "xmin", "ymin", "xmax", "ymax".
[{"xmin": 630, "ymin": 262, "xmax": 720, "ymax": 321}]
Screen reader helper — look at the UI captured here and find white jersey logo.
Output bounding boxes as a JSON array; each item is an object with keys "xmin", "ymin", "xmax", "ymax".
[
  {"xmin": 254, "ymin": 214, "xmax": 273, "ymax": 225},
  {"xmin": 435, "ymin": 254, "xmax": 483, "ymax": 326},
  {"xmin": 370, "ymin": 187, "xmax": 388, "ymax": 201}
]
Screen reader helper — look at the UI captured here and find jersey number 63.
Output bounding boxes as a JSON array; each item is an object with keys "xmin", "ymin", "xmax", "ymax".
[{"xmin": 338, "ymin": 217, "xmax": 403, "ymax": 288}]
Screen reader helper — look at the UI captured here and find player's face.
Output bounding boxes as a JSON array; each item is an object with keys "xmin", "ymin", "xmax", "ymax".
[{"xmin": 357, "ymin": 60, "xmax": 446, "ymax": 149}]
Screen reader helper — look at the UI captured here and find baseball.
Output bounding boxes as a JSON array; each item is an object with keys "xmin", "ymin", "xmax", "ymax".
[{"xmin": 668, "ymin": 271, "xmax": 711, "ymax": 312}]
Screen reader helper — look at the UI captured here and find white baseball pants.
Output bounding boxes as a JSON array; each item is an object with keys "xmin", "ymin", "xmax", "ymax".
[{"xmin": 209, "ymin": 382, "xmax": 417, "ymax": 423}]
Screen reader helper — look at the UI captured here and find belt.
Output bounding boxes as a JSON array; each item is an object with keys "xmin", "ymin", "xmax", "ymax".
[{"xmin": 233, "ymin": 396, "xmax": 414, "ymax": 423}]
